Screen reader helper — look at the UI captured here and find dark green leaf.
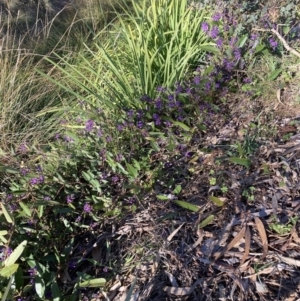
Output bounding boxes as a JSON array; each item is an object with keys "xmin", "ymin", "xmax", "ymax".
[
  {"xmin": 209, "ymin": 196, "xmax": 225, "ymax": 207},
  {"xmin": 172, "ymin": 121, "xmax": 190, "ymax": 131},
  {"xmin": 228, "ymin": 157, "xmax": 251, "ymax": 168},
  {"xmin": 0, "ymin": 164, "xmax": 19, "ymax": 174},
  {"xmin": 156, "ymin": 194, "xmax": 170, "ymax": 200},
  {"xmin": 172, "ymin": 185, "xmax": 182, "ymax": 195},
  {"xmin": 35, "ymin": 276, "xmax": 45, "ymax": 298},
  {"xmin": 174, "ymin": 200, "xmax": 199, "ymax": 212},
  {"xmin": 0, "ymin": 264, "xmax": 19, "ymax": 277},
  {"xmin": 1, "ymin": 203, "xmax": 14, "ymax": 224},
  {"xmin": 199, "ymin": 215, "xmax": 214, "ymax": 228},
  {"xmin": 15, "ymin": 266, "xmax": 24, "ymax": 290},
  {"xmin": 19, "ymin": 202, "xmax": 31, "ymax": 217},
  {"xmin": 268, "ymin": 68, "xmax": 283, "ymax": 81},
  {"xmin": 79, "ymin": 278, "xmax": 106, "ymax": 287},
  {"xmin": 126, "ymin": 163, "xmax": 138, "ymax": 178}
]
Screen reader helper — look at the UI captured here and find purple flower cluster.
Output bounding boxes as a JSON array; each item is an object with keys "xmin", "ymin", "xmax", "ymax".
[
  {"xmin": 28, "ymin": 266, "xmax": 37, "ymax": 284},
  {"xmin": 85, "ymin": 119, "xmax": 95, "ymax": 132},
  {"xmin": 269, "ymin": 37, "xmax": 278, "ymax": 50},
  {"xmin": 30, "ymin": 175, "xmax": 44, "ymax": 186},
  {"xmin": 83, "ymin": 203, "xmax": 92, "ymax": 213},
  {"xmin": 67, "ymin": 194, "xmax": 75, "ymax": 204}
]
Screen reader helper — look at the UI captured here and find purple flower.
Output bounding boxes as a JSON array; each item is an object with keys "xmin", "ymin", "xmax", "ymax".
[
  {"xmin": 193, "ymin": 76, "xmax": 200, "ymax": 85},
  {"xmin": 106, "ymin": 135, "xmax": 112, "ymax": 142},
  {"xmin": 6, "ymin": 194, "xmax": 13, "ymax": 201},
  {"xmin": 216, "ymin": 38, "xmax": 223, "ymax": 48},
  {"xmin": 234, "ymin": 49, "xmax": 241, "ymax": 61},
  {"xmin": 19, "ymin": 143, "xmax": 28, "ymax": 153},
  {"xmin": 111, "ymin": 176, "xmax": 119, "ymax": 183},
  {"xmin": 157, "ymin": 86, "xmax": 166, "ymax": 92},
  {"xmin": 44, "ymin": 196, "xmax": 51, "ymax": 201},
  {"xmin": 153, "ymin": 114, "xmax": 161, "ymax": 126},
  {"xmin": 205, "ymin": 82, "xmax": 211, "ymax": 91},
  {"xmin": 269, "ymin": 37, "xmax": 278, "ymax": 50},
  {"xmin": 116, "ymin": 154, "xmax": 123, "ymax": 162},
  {"xmin": 201, "ymin": 22, "xmax": 209, "ymax": 33},
  {"xmin": 83, "ymin": 203, "xmax": 92, "ymax": 213},
  {"xmin": 212, "ymin": 12, "xmax": 222, "ymax": 21},
  {"xmin": 209, "ymin": 26, "xmax": 219, "ymax": 39},
  {"xmin": 20, "ymin": 167, "xmax": 30, "ymax": 175},
  {"xmin": 186, "ymin": 87, "xmax": 192, "ymax": 94},
  {"xmin": 243, "ymin": 77, "xmax": 252, "ymax": 84},
  {"xmin": 64, "ymin": 136, "xmax": 74, "ymax": 143},
  {"xmin": 97, "ymin": 128, "xmax": 103, "ymax": 137},
  {"xmin": 67, "ymin": 194, "xmax": 75, "ymax": 204},
  {"xmin": 85, "ymin": 119, "xmax": 95, "ymax": 132},
  {"xmin": 99, "ymin": 149, "xmax": 106, "ymax": 159},
  {"xmin": 127, "ymin": 109, "xmax": 135, "ymax": 119},
  {"xmin": 30, "ymin": 178, "xmax": 39, "ymax": 186},
  {"xmin": 55, "ymin": 133, "xmax": 60, "ymax": 140},
  {"xmin": 137, "ymin": 121, "xmax": 144, "ymax": 129},
  {"xmin": 117, "ymin": 124, "xmax": 124, "ymax": 131},
  {"xmin": 155, "ymin": 98, "xmax": 162, "ymax": 110},
  {"xmin": 164, "ymin": 121, "xmax": 172, "ymax": 127},
  {"xmin": 140, "ymin": 94, "xmax": 152, "ymax": 102},
  {"xmin": 250, "ymin": 33, "xmax": 259, "ymax": 41}
]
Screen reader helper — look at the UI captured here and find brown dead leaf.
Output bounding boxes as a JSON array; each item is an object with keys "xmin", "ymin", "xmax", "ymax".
[
  {"xmin": 255, "ymin": 281, "xmax": 268, "ymax": 294},
  {"xmin": 92, "ymin": 245, "xmax": 102, "ymax": 262},
  {"xmin": 151, "ymin": 252, "xmax": 160, "ymax": 276},
  {"xmin": 163, "ymin": 279, "xmax": 202, "ymax": 296},
  {"xmin": 165, "ymin": 271, "xmax": 178, "ymax": 287},
  {"xmin": 241, "ymin": 226, "xmax": 251, "ymax": 266},
  {"xmin": 167, "ymin": 223, "xmax": 185, "ymax": 242},
  {"xmin": 277, "ymin": 254, "xmax": 300, "ymax": 267},
  {"xmin": 213, "ymin": 225, "xmax": 246, "ymax": 261},
  {"xmin": 254, "ymin": 217, "xmax": 268, "ymax": 259}
]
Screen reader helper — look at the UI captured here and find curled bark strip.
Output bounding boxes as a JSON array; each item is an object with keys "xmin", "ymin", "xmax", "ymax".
[{"xmin": 252, "ymin": 27, "xmax": 300, "ymax": 58}]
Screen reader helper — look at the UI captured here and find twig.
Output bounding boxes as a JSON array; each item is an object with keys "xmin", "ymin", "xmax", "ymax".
[{"xmin": 252, "ymin": 27, "xmax": 300, "ymax": 58}]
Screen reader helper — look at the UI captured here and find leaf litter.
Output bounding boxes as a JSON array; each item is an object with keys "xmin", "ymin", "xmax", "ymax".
[{"xmin": 73, "ymin": 95, "xmax": 300, "ymax": 301}]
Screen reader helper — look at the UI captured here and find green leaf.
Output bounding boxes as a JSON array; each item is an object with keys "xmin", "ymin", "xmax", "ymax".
[
  {"xmin": 199, "ymin": 45, "xmax": 220, "ymax": 53},
  {"xmin": 19, "ymin": 202, "xmax": 31, "ymax": 217},
  {"xmin": 90, "ymin": 179, "xmax": 101, "ymax": 191},
  {"xmin": 156, "ymin": 194, "xmax": 170, "ymax": 200},
  {"xmin": 238, "ymin": 34, "xmax": 248, "ymax": 48},
  {"xmin": 132, "ymin": 159, "xmax": 141, "ymax": 171},
  {"xmin": 174, "ymin": 200, "xmax": 199, "ymax": 212},
  {"xmin": 82, "ymin": 171, "xmax": 91, "ymax": 181},
  {"xmin": 35, "ymin": 276, "xmax": 45, "ymax": 298},
  {"xmin": 172, "ymin": 121, "xmax": 190, "ymax": 131},
  {"xmin": 209, "ymin": 196, "xmax": 225, "ymax": 207},
  {"xmin": 228, "ymin": 157, "xmax": 251, "ymax": 168},
  {"xmin": 0, "ymin": 164, "xmax": 19, "ymax": 174},
  {"xmin": 0, "ymin": 235, "xmax": 8, "ymax": 243},
  {"xmin": 0, "ymin": 264, "xmax": 19, "ymax": 278},
  {"xmin": 126, "ymin": 163, "xmax": 138, "ymax": 178},
  {"xmin": 254, "ymin": 44, "xmax": 266, "ymax": 54},
  {"xmin": 38, "ymin": 205, "xmax": 44, "ymax": 218},
  {"xmin": 268, "ymin": 68, "xmax": 283, "ymax": 81},
  {"xmin": 198, "ymin": 215, "xmax": 214, "ymax": 228},
  {"xmin": 172, "ymin": 185, "xmax": 182, "ymax": 195},
  {"xmin": 3, "ymin": 240, "xmax": 27, "ymax": 266},
  {"xmin": 79, "ymin": 278, "xmax": 106, "ymax": 287},
  {"xmin": 51, "ymin": 280, "xmax": 61, "ymax": 301},
  {"xmin": 1, "ymin": 203, "xmax": 14, "ymax": 224},
  {"xmin": 15, "ymin": 266, "xmax": 24, "ymax": 290},
  {"xmin": 0, "ymin": 230, "xmax": 8, "ymax": 236}
]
